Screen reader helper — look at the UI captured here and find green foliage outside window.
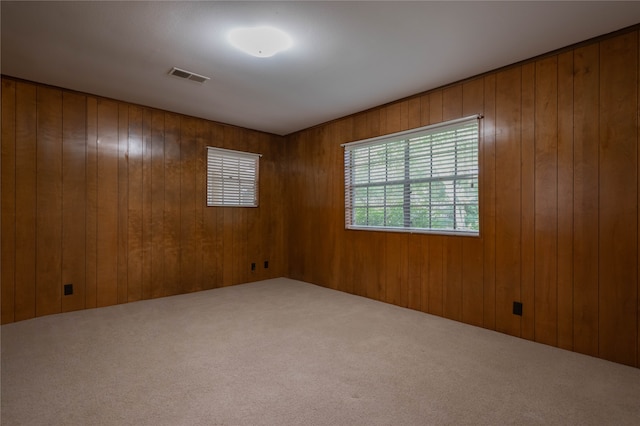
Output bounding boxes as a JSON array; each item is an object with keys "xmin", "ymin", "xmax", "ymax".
[{"xmin": 345, "ymin": 118, "xmax": 479, "ymax": 235}]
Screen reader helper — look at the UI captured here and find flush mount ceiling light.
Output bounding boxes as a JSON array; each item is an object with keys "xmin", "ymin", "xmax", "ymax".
[{"xmin": 228, "ymin": 26, "xmax": 293, "ymax": 58}]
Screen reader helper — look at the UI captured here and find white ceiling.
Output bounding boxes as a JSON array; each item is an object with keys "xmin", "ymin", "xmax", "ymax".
[{"xmin": 2, "ymin": 1, "xmax": 640, "ymax": 136}]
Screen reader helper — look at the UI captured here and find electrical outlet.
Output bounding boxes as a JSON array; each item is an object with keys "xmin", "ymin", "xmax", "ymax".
[
  {"xmin": 251, "ymin": 262, "xmax": 256, "ymax": 271},
  {"xmin": 264, "ymin": 260, "xmax": 269, "ymax": 269},
  {"xmin": 513, "ymin": 301, "xmax": 523, "ymax": 316},
  {"xmin": 64, "ymin": 284, "xmax": 73, "ymax": 296}
]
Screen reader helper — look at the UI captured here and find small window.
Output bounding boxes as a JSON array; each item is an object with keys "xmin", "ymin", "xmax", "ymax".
[
  {"xmin": 207, "ymin": 147, "xmax": 260, "ymax": 207},
  {"xmin": 343, "ymin": 115, "xmax": 481, "ymax": 236}
]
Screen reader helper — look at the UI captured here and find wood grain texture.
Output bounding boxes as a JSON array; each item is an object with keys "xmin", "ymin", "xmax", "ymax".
[
  {"xmin": 482, "ymin": 74, "xmax": 497, "ymax": 330},
  {"xmin": 534, "ymin": 56, "xmax": 559, "ymax": 347},
  {"xmin": 151, "ymin": 110, "xmax": 165, "ymax": 298},
  {"xmin": 1, "ymin": 79, "xmax": 16, "ymax": 324},
  {"xmin": 2, "ymin": 76, "xmax": 286, "ymax": 324},
  {"xmin": 3, "ymin": 28, "xmax": 640, "ymax": 369},
  {"xmin": 245, "ymin": 132, "xmax": 261, "ymax": 284},
  {"xmin": 385, "ymin": 233, "xmax": 408, "ymax": 307},
  {"xmin": 117, "ymin": 103, "xmax": 129, "ymax": 304},
  {"xmin": 141, "ymin": 109, "xmax": 153, "ymax": 299},
  {"xmin": 163, "ymin": 113, "xmax": 181, "ymax": 296},
  {"xmin": 61, "ymin": 91, "xmax": 87, "ymax": 313},
  {"xmin": 193, "ymin": 118, "xmax": 206, "ymax": 292},
  {"xmin": 494, "ymin": 67, "xmax": 521, "ymax": 337},
  {"xmin": 520, "ymin": 62, "xmax": 536, "ymax": 342},
  {"xmin": 85, "ymin": 97, "xmax": 98, "ymax": 309},
  {"xmin": 598, "ymin": 32, "xmax": 638, "ymax": 366},
  {"xmin": 127, "ymin": 106, "xmax": 143, "ymax": 302},
  {"xmin": 407, "ymin": 234, "xmax": 424, "ymax": 311},
  {"xmin": 282, "ymin": 28, "xmax": 640, "ymax": 365},
  {"xmin": 443, "ymin": 237, "xmax": 462, "ymax": 321},
  {"xmin": 96, "ymin": 99, "xmax": 119, "ymax": 308},
  {"xmin": 35, "ymin": 86, "xmax": 63, "ymax": 317},
  {"xmin": 572, "ymin": 43, "xmax": 600, "ymax": 358},
  {"xmin": 14, "ymin": 82, "xmax": 37, "ymax": 321},
  {"xmin": 556, "ymin": 51, "xmax": 575, "ymax": 351}
]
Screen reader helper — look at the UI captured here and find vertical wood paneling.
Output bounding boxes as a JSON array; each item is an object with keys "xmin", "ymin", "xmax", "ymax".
[
  {"xmin": 1, "ymin": 79, "xmax": 16, "ymax": 324},
  {"xmin": 443, "ymin": 239, "xmax": 462, "ymax": 321},
  {"xmin": 163, "ymin": 113, "xmax": 181, "ymax": 296},
  {"xmin": 85, "ymin": 97, "xmax": 98, "ymax": 309},
  {"xmin": 534, "ymin": 56, "xmax": 559, "ymax": 346},
  {"xmin": 3, "ymin": 28, "xmax": 640, "ymax": 369},
  {"xmin": 193, "ymin": 119, "xmax": 206, "ymax": 291},
  {"xmin": 483, "ymin": 75, "xmax": 497, "ymax": 330},
  {"xmin": 61, "ymin": 92, "xmax": 86, "ymax": 313},
  {"xmin": 2, "ymin": 76, "xmax": 286, "ymax": 325},
  {"xmin": 117, "ymin": 103, "xmax": 129, "ymax": 304},
  {"xmin": 599, "ymin": 32, "xmax": 638, "ymax": 366},
  {"xmin": 141, "ymin": 109, "xmax": 153, "ymax": 299},
  {"xmin": 14, "ymin": 82, "xmax": 37, "ymax": 321},
  {"xmin": 385, "ymin": 233, "xmax": 408, "ymax": 307},
  {"xmin": 127, "ymin": 106, "xmax": 143, "ymax": 302},
  {"xmin": 557, "ymin": 51, "xmax": 575, "ymax": 351},
  {"xmin": 407, "ymin": 235, "xmax": 424, "ymax": 311},
  {"xmin": 0, "ymin": 80, "xmax": 16, "ymax": 324},
  {"xmin": 495, "ymin": 67, "xmax": 522, "ymax": 336},
  {"xmin": 281, "ymin": 29, "xmax": 640, "ymax": 368},
  {"xmin": 180, "ymin": 116, "xmax": 197, "ymax": 292},
  {"xmin": 151, "ymin": 110, "xmax": 165, "ymax": 298},
  {"xmin": 96, "ymin": 99, "xmax": 119, "ymax": 307},
  {"xmin": 35, "ymin": 86, "xmax": 63, "ymax": 317},
  {"xmin": 461, "ymin": 78, "xmax": 484, "ymax": 327},
  {"xmin": 572, "ymin": 44, "xmax": 600, "ymax": 357},
  {"xmin": 520, "ymin": 62, "xmax": 536, "ymax": 341},
  {"xmin": 332, "ymin": 119, "xmax": 353, "ymax": 294},
  {"xmin": 245, "ymin": 132, "xmax": 261, "ymax": 284}
]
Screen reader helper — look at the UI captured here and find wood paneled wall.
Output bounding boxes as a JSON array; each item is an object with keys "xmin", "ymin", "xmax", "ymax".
[
  {"xmin": 1, "ymin": 78, "xmax": 287, "ymax": 324},
  {"xmin": 286, "ymin": 29, "xmax": 640, "ymax": 367},
  {"xmin": 2, "ymin": 27, "xmax": 639, "ymax": 369}
]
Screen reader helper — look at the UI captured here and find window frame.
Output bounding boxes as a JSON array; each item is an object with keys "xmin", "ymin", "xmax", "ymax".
[
  {"xmin": 342, "ymin": 115, "xmax": 481, "ymax": 237},
  {"xmin": 206, "ymin": 146, "xmax": 261, "ymax": 208}
]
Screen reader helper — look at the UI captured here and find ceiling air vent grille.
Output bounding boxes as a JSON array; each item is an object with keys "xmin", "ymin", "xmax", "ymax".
[{"xmin": 169, "ymin": 67, "xmax": 210, "ymax": 83}]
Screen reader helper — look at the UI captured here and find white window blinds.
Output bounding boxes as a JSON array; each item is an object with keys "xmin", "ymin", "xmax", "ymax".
[
  {"xmin": 207, "ymin": 147, "xmax": 260, "ymax": 207},
  {"xmin": 343, "ymin": 115, "xmax": 480, "ymax": 236}
]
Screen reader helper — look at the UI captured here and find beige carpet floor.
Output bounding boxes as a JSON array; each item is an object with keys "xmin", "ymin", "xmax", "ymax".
[{"xmin": 1, "ymin": 278, "xmax": 639, "ymax": 425}]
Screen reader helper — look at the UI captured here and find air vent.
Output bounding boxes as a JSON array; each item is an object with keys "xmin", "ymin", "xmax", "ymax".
[{"xmin": 168, "ymin": 67, "xmax": 210, "ymax": 83}]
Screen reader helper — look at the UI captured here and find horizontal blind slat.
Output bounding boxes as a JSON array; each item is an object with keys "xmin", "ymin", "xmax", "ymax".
[
  {"xmin": 344, "ymin": 116, "xmax": 480, "ymax": 234},
  {"xmin": 207, "ymin": 146, "xmax": 260, "ymax": 207}
]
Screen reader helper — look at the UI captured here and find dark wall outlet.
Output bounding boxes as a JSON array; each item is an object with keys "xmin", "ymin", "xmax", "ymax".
[
  {"xmin": 64, "ymin": 284, "xmax": 73, "ymax": 296},
  {"xmin": 264, "ymin": 260, "xmax": 269, "ymax": 269},
  {"xmin": 513, "ymin": 301, "xmax": 523, "ymax": 316},
  {"xmin": 251, "ymin": 262, "xmax": 256, "ymax": 271}
]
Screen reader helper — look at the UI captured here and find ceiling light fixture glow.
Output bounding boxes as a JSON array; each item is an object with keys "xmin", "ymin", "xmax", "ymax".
[{"xmin": 228, "ymin": 26, "xmax": 293, "ymax": 58}]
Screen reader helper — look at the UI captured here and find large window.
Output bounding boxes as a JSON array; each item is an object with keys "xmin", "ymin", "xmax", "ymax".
[
  {"xmin": 207, "ymin": 147, "xmax": 260, "ymax": 207},
  {"xmin": 343, "ymin": 115, "xmax": 480, "ymax": 236}
]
